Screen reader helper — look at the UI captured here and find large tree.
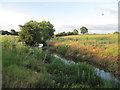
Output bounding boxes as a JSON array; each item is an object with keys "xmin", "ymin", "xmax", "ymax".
[
  {"xmin": 10, "ymin": 29, "xmax": 18, "ymax": 35},
  {"xmin": 80, "ymin": 26, "xmax": 88, "ymax": 34},
  {"xmin": 73, "ymin": 29, "xmax": 79, "ymax": 35},
  {"xmin": 19, "ymin": 20, "xmax": 55, "ymax": 46}
]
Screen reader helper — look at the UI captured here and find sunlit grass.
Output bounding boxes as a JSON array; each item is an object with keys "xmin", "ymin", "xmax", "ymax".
[
  {"xmin": 2, "ymin": 35, "xmax": 120, "ymax": 88},
  {"xmin": 48, "ymin": 34, "xmax": 119, "ymax": 75}
]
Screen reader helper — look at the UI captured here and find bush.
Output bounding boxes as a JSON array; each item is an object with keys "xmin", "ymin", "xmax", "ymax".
[
  {"xmin": 47, "ymin": 59, "xmax": 104, "ymax": 88},
  {"xmin": 56, "ymin": 45, "xmax": 68, "ymax": 56}
]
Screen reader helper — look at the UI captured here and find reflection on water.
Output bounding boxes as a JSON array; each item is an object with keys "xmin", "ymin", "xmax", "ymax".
[
  {"xmin": 95, "ymin": 68, "xmax": 120, "ymax": 84},
  {"xmin": 54, "ymin": 54, "xmax": 75, "ymax": 64},
  {"xmin": 54, "ymin": 54, "xmax": 120, "ymax": 84}
]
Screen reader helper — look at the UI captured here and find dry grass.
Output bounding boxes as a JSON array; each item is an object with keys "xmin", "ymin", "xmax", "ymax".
[{"xmin": 47, "ymin": 34, "xmax": 119, "ymax": 75}]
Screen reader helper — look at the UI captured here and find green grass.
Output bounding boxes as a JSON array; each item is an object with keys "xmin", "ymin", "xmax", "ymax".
[
  {"xmin": 56, "ymin": 45, "xmax": 68, "ymax": 56},
  {"xmin": 2, "ymin": 35, "xmax": 120, "ymax": 88},
  {"xmin": 2, "ymin": 35, "xmax": 52, "ymax": 88},
  {"xmin": 47, "ymin": 58, "xmax": 119, "ymax": 88},
  {"xmin": 48, "ymin": 34, "xmax": 119, "ymax": 75}
]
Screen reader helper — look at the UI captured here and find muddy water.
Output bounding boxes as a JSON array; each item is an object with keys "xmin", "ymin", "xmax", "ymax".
[{"xmin": 54, "ymin": 54, "xmax": 120, "ymax": 84}]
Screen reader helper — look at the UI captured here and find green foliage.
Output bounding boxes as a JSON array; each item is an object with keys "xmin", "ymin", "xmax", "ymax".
[
  {"xmin": 56, "ymin": 45, "xmax": 68, "ymax": 56},
  {"xmin": 72, "ymin": 49, "xmax": 79, "ymax": 56},
  {"xmin": 80, "ymin": 26, "xmax": 88, "ymax": 34},
  {"xmin": 0, "ymin": 30, "xmax": 18, "ymax": 35},
  {"xmin": 73, "ymin": 29, "xmax": 79, "ymax": 35},
  {"xmin": 2, "ymin": 36, "xmax": 52, "ymax": 88},
  {"xmin": 3, "ymin": 65, "xmax": 32, "ymax": 88},
  {"xmin": 19, "ymin": 20, "xmax": 55, "ymax": 46},
  {"xmin": 10, "ymin": 29, "xmax": 18, "ymax": 35},
  {"xmin": 114, "ymin": 31, "xmax": 119, "ymax": 34},
  {"xmin": 56, "ymin": 30, "xmax": 78, "ymax": 37},
  {"xmin": 47, "ymin": 59, "xmax": 104, "ymax": 88},
  {"xmin": 0, "ymin": 30, "xmax": 11, "ymax": 35},
  {"xmin": 82, "ymin": 55, "xmax": 93, "ymax": 61},
  {"xmin": 2, "ymin": 36, "xmax": 120, "ymax": 88}
]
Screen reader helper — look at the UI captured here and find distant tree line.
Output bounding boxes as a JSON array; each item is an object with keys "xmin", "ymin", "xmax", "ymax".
[
  {"xmin": 0, "ymin": 29, "xmax": 18, "ymax": 35},
  {"xmin": 114, "ymin": 31, "xmax": 120, "ymax": 34},
  {"xmin": 56, "ymin": 29, "xmax": 79, "ymax": 37}
]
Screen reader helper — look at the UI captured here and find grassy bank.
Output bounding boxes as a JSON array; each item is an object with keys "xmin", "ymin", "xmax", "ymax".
[
  {"xmin": 2, "ymin": 35, "xmax": 53, "ymax": 88},
  {"xmin": 1, "ymin": 35, "xmax": 120, "ymax": 88},
  {"xmin": 47, "ymin": 34, "xmax": 119, "ymax": 75}
]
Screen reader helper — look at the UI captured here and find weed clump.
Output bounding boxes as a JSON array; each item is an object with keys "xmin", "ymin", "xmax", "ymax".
[{"xmin": 56, "ymin": 45, "xmax": 68, "ymax": 56}]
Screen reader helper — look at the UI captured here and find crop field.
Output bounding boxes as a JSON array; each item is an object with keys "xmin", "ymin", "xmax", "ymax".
[{"xmin": 47, "ymin": 34, "xmax": 119, "ymax": 75}]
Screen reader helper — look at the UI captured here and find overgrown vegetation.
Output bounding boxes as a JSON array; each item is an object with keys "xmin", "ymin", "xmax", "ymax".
[
  {"xmin": 1, "ymin": 35, "xmax": 120, "ymax": 88},
  {"xmin": 47, "ymin": 60, "xmax": 104, "ymax": 88},
  {"xmin": 2, "ymin": 35, "xmax": 52, "ymax": 88},
  {"xmin": 47, "ymin": 34, "xmax": 119, "ymax": 75},
  {"xmin": 56, "ymin": 45, "xmax": 69, "ymax": 56}
]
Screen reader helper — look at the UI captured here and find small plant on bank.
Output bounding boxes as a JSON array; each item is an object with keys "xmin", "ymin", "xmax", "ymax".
[
  {"xmin": 82, "ymin": 55, "xmax": 93, "ymax": 61},
  {"xmin": 56, "ymin": 45, "xmax": 69, "ymax": 56}
]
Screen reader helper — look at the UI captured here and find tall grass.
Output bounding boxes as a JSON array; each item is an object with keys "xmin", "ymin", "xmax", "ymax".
[
  {"xmin": 47, "ymin": 58, "xmax": 119, "ymax": 88},
  {"xmin": 47, "ymin": 34, "xmax": 119, "ymax": 75},
  {"xmin": 2, "ymin": 35, "xmax": 120, "ymax": 88},
  {"xmin": 56, "ymin": 45, "xmax": 68, "ymax": 56},
  {"xmin": 2, "ymin": 35, "xmax": 53, "ymax": 88}
]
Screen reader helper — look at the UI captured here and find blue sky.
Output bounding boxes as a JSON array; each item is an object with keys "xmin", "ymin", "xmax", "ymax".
[{"xmin": 0, "ymin": 0, "xmax": 118, "ymax": 34}]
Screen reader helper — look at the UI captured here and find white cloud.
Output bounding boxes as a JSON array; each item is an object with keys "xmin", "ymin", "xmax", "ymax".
[
  {"xmin": 0, "ymin": 8, "xmax": 117, "ymax": 34},
  {"xmin": 89, "ymin": 30, "xmax": 116, "ymax": 34},
  {"xmin": 96, "ymin": 5, "xmax": 118, "ymax": 16},
  {"xmin": 0, "ymin": 1, "xmax": 118, "ymax": 34},
  {"xmin": 0, "ymin": 9, "xmax": 49, "ymax": 31},
  {"xmin": 55, "ymin": 24, "xmax": 117, "ymax": 34}
]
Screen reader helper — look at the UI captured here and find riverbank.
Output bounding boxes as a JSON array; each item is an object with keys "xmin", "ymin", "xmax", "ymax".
[
  {"xmin": 47, "ymin": 45, "xmax": 120, "ymax": 80},
  {"xmin": 2, "ymin": 35, "xmax": 120, "ymax": 88},
  {"xmin": 53, "ymin": 53, "xmax": 120, "ymax": 84},
  {"xmin": 47, "ymin": 34, "xmax": 119, "ymax": 77}
]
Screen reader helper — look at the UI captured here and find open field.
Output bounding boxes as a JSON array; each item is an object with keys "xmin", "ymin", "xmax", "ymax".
[
  {"xmin": 47, "ymin": 34, "xmax": 119, "ymax": 75},
  {"xmin": 1, "ymin": 35, "xmax": 120, "ymax": 88}
]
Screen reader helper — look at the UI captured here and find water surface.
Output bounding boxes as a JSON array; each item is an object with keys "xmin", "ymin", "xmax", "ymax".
[{"xmin": 54, "ymin": 54, "xmax": 120, "ymax": 84}]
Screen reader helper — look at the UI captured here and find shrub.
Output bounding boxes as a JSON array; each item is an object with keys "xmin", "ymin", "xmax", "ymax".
[
  {"xmin": 82, "ymin": 55, "xmax": 93, "ymax": 61},
  {"xmin": 56, "ymin": 45, "xmax": 68, "ymax": 56},
  {"xmin": 47, "ymin": 59, "xmax": 104, "ymax": 88}
]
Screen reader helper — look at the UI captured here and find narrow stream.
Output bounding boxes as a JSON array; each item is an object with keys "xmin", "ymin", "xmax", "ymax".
[{"xmin": 54, "ymin": 54, "xmax": 120, "ymax": 84}]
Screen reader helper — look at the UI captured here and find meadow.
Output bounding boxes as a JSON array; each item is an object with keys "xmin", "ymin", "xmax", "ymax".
[
  {"xmin": 1, "ymin": 35, "xmax": 120, "ymax": 88},
  {"xmin": 47, "ymin": 34, "xmax": 119, "ymax": 76}
]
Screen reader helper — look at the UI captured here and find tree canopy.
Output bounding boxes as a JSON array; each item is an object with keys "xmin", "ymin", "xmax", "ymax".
[
  {"xmin": 0, "ymin": 30, "xmax": 11, "ymax": 35},
  {"xmin": 55, "ymin": 29, "xmax": 79, "ymax": 37},
  {"xmin": 10, "ymin": 29, "xmax": 18, "ymax": 35},
  {"xmin": 80, "ymin": 26, "xmax": 88, "ymax": 34},
  {"xmin": 19, "ymin": 20, "xmax": 55, "ymax": 46},
  {"xmin": 0, "ymin": 30, "xmax": 18, "ymax": 35},
  {"xmin": 114, "ymin": 31, "xmax": 119, "ymax": 34},
  {"xmin": 73, "ymin": 29, "xmax": 79, "ymax": 35}
]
